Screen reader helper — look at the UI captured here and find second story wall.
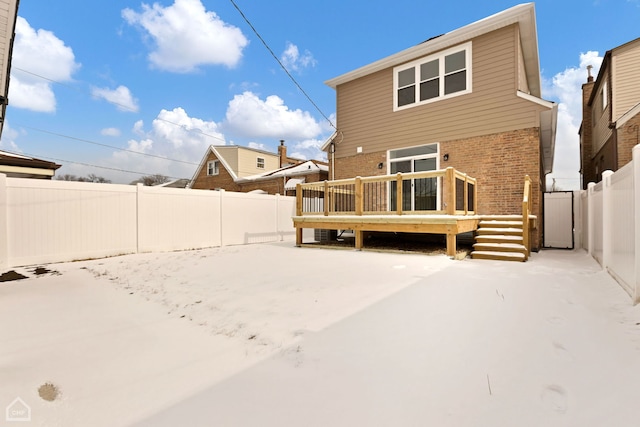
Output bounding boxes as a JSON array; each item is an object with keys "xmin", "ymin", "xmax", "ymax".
[
  {"xmin": 332, "ymin": 24, "xmax": 546, "ymax": 159},
  {"xmin": 591, "ymin": 76, "xmax": 613, "ymax": 154},
  {"xmin": 237, "ymin": 149, "xmax": 279, "ymax": 178},
  {"xmin": 612, "ymin": 40, "xmax": 640, "ymax": 120}
]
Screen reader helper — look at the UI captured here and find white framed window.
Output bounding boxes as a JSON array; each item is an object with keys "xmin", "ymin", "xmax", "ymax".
[
  {"xmin": 256, "ymin": 157, "xmax": 265, "ymax": 169},
  {"xmin": 207, "ymin": 160, "xmax": 219, "ymax": 176},
  {"xmin": 394, "ymin": 42, "xmax": 472, "ymax": 111},
  {"xmin": 601, "ymin": 80, "xmax": 608, "ymax": 110},
  {"xmin": 387, "ymin": 143, "xmax": 440, "ymax": 211}
]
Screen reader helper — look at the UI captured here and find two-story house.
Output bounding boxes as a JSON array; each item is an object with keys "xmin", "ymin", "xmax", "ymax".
[
  {"xmin": 321, "ymin": 3, "xmax": 557, "ymax": 250},
  {"xmin": 580, "ymin": 37, "xmax": 640, "ymax": 188},
  {"xmin": 190, "ymin": 142, "xmax": 328, "ymax": 195}
]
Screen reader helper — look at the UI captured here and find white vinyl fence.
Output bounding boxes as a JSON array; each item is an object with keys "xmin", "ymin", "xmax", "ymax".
[
  {"xmin": 577, "ymin": 144, "xmax": 640, "ymax": 304},
  {"xmin": 0, "ymin": 175, "xmax": 298, "ymax": 269}
]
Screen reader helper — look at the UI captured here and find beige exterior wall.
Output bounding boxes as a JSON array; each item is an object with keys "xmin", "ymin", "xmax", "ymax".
[
  {"xmin": 517, "ymin": 37, "xmax": 530, "ymax": 94},
  {"xmin": 215, "ymin": 147, "xmax": 239, "ymax": 174},
  {"xmin": 237, "ymin": 149, "xmax": 279, "ymax": 178},
  {"xmin": 0, "ymin": 0, "xmax": 18, "ymax": 95},
  {"xmin": 332, "ymin": 25, "xmax": 547, "ymax": 160},
  {"xmin": 591, "ymin": 78, "xmax": 613, "ymax": 154},
  {"xmin": 612, "ymin": 40, "xmax": 640, "ymax": 120}
]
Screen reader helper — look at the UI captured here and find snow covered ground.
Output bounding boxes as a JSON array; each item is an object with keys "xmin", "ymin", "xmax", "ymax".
[{"xmin": 1, "ymin": 243, "xmax": 639, "ymax": 426}]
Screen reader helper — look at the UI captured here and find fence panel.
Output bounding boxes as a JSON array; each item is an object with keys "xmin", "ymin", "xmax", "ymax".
[
  {"xmin": 609, "ymin": 163, "xmax": 635, "ymax": 292},
  {"xmin": 6, "ymin": 178, "xmax": 138, "ymax": 266},
  {"xmin": 591, "ymin": 182, "xmax": 604, "ymax": 265},
  {"xmin": 220, "ymin": 191, "xmax": 295, "ymax": 246},
  {"xmin": 137, "ymin": 185, "xmax": 222, "ymax": 253}
]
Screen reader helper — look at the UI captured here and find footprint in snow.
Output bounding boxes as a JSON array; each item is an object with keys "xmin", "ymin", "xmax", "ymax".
[{"xmin": 541, "ymin": 384, "xmax": 568, "ymax": 414}]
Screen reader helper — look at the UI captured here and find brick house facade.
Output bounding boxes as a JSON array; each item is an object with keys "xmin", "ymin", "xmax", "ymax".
[
  {"xmin": 323, "ymin": 4, "xmax": 556, "ymax": 250},
  {"xmin": 580, "ymin": 38, "xmax": 640, "ymax": 188}
]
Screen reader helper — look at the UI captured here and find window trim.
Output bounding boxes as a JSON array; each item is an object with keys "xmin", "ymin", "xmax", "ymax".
[
  {"xmin": 393, "ymin": 42, "xmax": 472, "ymax": 112},
  {"xmin": 207, "ymin": 160, "xmax": 219, "ymax": 176},
  {"xmin": 256, "ymin": 157, "xmax": 265, "ymax": 169}
]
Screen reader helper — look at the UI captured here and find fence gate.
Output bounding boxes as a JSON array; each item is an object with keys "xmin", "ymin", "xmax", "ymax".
[{"xmin": 543, "ymin": 191, "xmax": 574, "ymax": 249}]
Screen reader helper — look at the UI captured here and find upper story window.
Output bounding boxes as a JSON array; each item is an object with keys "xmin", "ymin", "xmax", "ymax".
[
  {"xmin": 207, "ymin": 160, "xmax": 219, "ymax": 176},
  {"xmin": 601, "ymin": 80, "xmax": 608, "ymax": 110},
  {"xmin": 256, "ymin": 157, "xmax": 265, "ymax": 169},
  {"xmin": 394, "ymin": 42, "xmax": 472, "ymax": 111}
]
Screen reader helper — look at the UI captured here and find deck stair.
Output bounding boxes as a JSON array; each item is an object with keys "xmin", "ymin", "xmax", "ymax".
[{"xmin": 471, "ymin": 215, "xmax": 527, "ymax": 262}]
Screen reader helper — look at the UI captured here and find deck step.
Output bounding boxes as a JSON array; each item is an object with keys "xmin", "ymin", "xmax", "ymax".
[
  {"xmin": 476, "ymin": 227, "xmax": 523, "ymax": 236},
  {"xmin": 478, "ymin": 220, "xmax": 523, "ymax": 228},
  {"xmin": 473, "ymin": 243, "xmax": 527, "ymax": 253},
  {"xmin": 471, "ymin": 251, "xmax": 526, "ymax": 262},
  {"xmin": 475, "ymin": 235, "xmax": 524, "ymax": 245}
]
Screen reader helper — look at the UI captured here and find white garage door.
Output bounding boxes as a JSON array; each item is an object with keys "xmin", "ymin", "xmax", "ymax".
[{"xmin": 544, "ymin": 192, "xmax": 574, "ymax": 249}]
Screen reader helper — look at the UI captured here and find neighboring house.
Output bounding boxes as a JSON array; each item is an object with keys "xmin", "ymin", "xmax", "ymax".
[
  {"xmin": 321, "ymin": 3, "xmax": 556, "ymax": 250},
  {"xmin": 580, "ymin": 37, "xmax": 640, "ymax": 188},
  {"xmin": 0, "ymin": 0, "xmax": 19, "ymax": 139},
  {"xmin": 190, "ymin": 142, "xmax": 328, "ymax": 195},
  {"xmin": 0, "ymin": 150, "xmax": 61, "ymax": 179}
]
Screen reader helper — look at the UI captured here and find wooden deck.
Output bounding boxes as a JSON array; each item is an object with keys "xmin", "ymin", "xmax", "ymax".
[
  {"xmin": 293, "ymin": 214, "xmax": 481, "ymax": 256},
  {"xmin": 293, "ymin": 168, "xmax": 481, "ymax": 257}
]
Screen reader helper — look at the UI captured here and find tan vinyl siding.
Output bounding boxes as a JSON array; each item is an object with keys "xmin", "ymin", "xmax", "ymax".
[
  {"xmin": 0, "ymin": 0, "xmax": 11, "ymax": 90},
  {"xmin": 612, "ymin": 41, "xmax": 640, "ymax": 120},
  {"xmin": 215, "ymin": 146, "xmax": 239, "ymax": 172},
  {"xmin": 236, "ymin": 149, "xmax": 279, "ymax": 178},
  {"xmin": 517, "ymin": 39, "xmax": 530, "ymax": 93},
  {"xmin": 333, "ymin": 25, "xmax": 544, "ymax": 159},
  {"xmin": 591, "ymin": 80, "xmax": 612, "ymax": 154}
]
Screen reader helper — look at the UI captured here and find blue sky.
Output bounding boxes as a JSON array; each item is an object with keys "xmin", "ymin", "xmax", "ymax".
[{"xmin": 1, "ymin": 0, "xmax": 639, "ymax": 186}]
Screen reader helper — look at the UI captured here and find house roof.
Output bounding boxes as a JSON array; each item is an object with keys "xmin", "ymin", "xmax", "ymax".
[
  {"xmin": 238, "ymin": 160, "xmax": 328, "ymax": 183},
  {"xmin": 325, "ymin": 3, "xmax": 541, "ymax": 98},
  {"xmin": 0, "ymin": 150, "xmax": 62, "ymax": 178}
]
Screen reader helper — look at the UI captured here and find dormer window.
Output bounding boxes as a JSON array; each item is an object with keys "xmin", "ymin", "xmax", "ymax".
[{"xmin": 394, "ymin": 42, "xmax": 472, "ymax": 111}]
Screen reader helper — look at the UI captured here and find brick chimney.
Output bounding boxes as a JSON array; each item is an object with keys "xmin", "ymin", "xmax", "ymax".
[
  {"xmin": 278, "ymin": 140, "xmax": 287, "ymax": 167},
  {"xmin": 580, "ymin": 65, "xmax": 596, "ymax": 189}
]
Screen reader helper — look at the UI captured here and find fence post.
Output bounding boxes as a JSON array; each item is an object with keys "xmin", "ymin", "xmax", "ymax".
[
  {"xmin": 601, "ymin": 170, "xmax": 614, "ymax": 271},
  {"xmin": 0, "ymin": 174, "xmax": 7, "ymax": 270},
  {"xmin": 136, "ymin": 183, "xmax": 143, "ymax": 254},
  {"xmin": 587, "ymin": 182, "xmax": 595, "ymax": 257},
  {"xmin": 219, "ymin": 189, "xmax": 226, "ymax": 247},
  {"xmin": 633, "ymin": 145, "xmax": 640, "ymax": 304}
]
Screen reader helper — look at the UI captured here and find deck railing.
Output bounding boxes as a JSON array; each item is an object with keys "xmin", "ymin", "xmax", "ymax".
[
  {"xmin": 522, "ymin": 174, "xmax": 532, "ymax": 257},
  {"xmin": 296, "ymin": 167, "xmax": 477, "ymax": 217}
]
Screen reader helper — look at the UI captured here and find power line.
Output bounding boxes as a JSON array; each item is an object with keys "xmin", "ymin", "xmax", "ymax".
[
  {"xmin": 229, "ymin": 0, "xmax": 337, "ymax": 131},
  {"xmin": 21, "ymin": 125, "xmax": 199, "ymax": 165},
  {"xmin": 11, "ymin": 67, "xmax": 227, "ymax": 144},
  {"xmin": 2, "ymin": 148, "xmax": 187, "ymax": 179}
]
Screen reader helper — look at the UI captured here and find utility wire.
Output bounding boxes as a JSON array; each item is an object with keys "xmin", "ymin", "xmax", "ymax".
[
  {"xmin": 21, "ymin": 125, "xmax": 199, "ymax": 165},
  {"xmin": 2, "ymin": 149, "xmax": 186, "ymax": 179},
  {"xmin": 229, "ymin": 0, "xmax": 337, "ymax": 131},
  {"xmin": 11, "ymin": 67, "xmax": 227, "ymax": 144}
]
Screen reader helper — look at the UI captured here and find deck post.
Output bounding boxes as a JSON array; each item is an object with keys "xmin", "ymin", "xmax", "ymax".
[
  {"xmin": 295, "ymin": 227, "xmax": 303, "ymax": 247},
  {"xmin": 446, "ymin": 167, "xmax": 455, "ymax": 215},
  {"xmin": 355, "ymin": 176, "xmax": 363, "ymax": 215},
  {"xmin": 295, "ymin": 183, "xmax": 302, "ymax": 216},
  {"xmin": 323, "ymin": 180, "xmax": 329, "ymax": 216},
  {"xmin": 396, "ymin": 173, "xmax": 403, "ymax": 215},
  {"xmin": 446, "ymin": 233, "xmax": 456, "ymax": 257},
  {"xmin": 355, "ymin": 229, "xmax": 363, "ymax": 250}
]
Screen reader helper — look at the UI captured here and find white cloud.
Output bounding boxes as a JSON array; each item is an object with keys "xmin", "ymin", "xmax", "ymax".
[
  {"xmin": 281, "ymin": 42, "xmax": 317, "ymax": 73},
  {"xmin": 543, "ymin": 51, "xmax": 603, "ymax": 190},
  {"xmin": 0, "ymin": 122, "xmax": 22, "ymax": 152},
  {"xmin": 224, "ymin": 91, "xmax": 322, "ymax": 140},
  {"xmin": 248, "ymin": 142, "xmax": 267, "ymax": 151},
  {"xmin": 289, "ymin": 138, "xmax": 328, "ymax": 162},
  {"xmin": 92, "ymin": 86, "xmax": 139, "ymax": 112},
  {"xmin": 122, "ymin": 0, "xmax": 248, "ymax": 73},
  {"xmin": 9, "ymin": 17, "xmax": 80, "ymax": 112},
  {"xmin": 106, "ymin": 107, "xmax": 226, "ymax": 181},
  {"xmin": 101, "ymin": 128, "xmax": 122, "ymax": 137}
]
